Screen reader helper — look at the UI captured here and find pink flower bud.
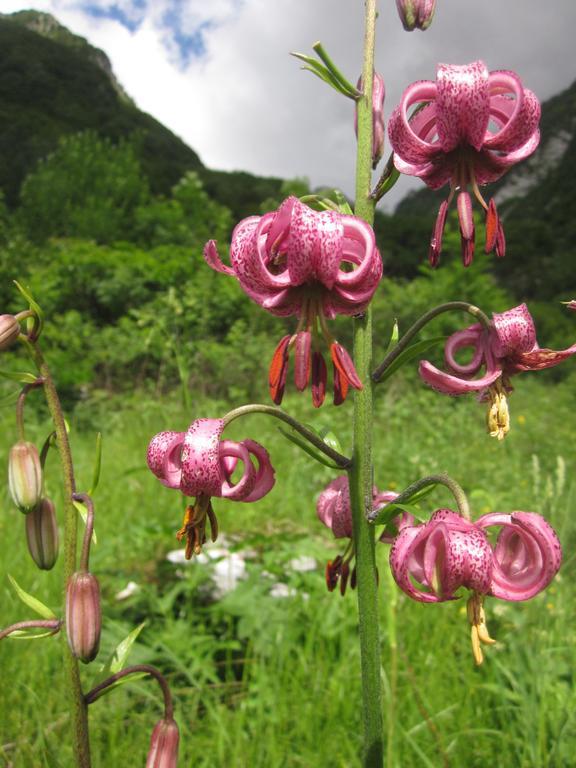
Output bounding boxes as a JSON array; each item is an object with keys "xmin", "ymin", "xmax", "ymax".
[
  {"xmin": 0, "ymin": 314, "xmax": 20, "ymax": 350},
  {"xmin": 355, "ymin": 72, "xmax": 386, "ymax": 168},
  {"xmin": 25, "ymin": 497, "xmax": 59, "ymax": 570},
  {"xmin": 146, "ymin": 718, "xmax": 179, "ymax": 768},
  {"xmin": 8, "ymin": 441, "xmax": 43, "ymax": 513},
  {"xmin": 395, "ymin": 0, "xmax": 436, "ymax": 31},
  {"xmin": 66, "ymin": 572, "xmax": 101, "ymax": 663}
]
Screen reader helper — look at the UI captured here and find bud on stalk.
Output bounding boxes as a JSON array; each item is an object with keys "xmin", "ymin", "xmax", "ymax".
[
  {"xmin": 395, "ymin": 0, "xmax": 436, "ymax": 31},
  {"xmin": 66, "ymin": 572, "xmax": 101, "ymax": 663},
  {"xmin": 25, "ymin": 498, "xmax": 59, "ymax": 570},
  {"xmin": 0, "ymin": 314, "xmax": 20, "ymax": 350},
  {"xmin": 8, "ymin": 441, "xmax": 43, "ymax": 513},
  {"xmin": 146, "ymin": 718, "xmax": 180, "ymax": 768}
]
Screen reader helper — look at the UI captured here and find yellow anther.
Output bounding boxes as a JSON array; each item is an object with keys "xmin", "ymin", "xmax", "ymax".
[{"xmin": 487, "ymin": 380, "xmax": 510, "ymax": 440}]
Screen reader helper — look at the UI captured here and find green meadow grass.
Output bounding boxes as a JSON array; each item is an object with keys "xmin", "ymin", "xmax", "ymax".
[{"xmin": 0, "ymin": 374, "xmax": 574, "ymax": 767}]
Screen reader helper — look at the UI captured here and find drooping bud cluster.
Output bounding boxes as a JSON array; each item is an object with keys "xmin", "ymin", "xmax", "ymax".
[
  {"xmin": 25, "ymin": 498, "xmax": 59, "ymax": 570},
  {"xmin": 146, "ymin": 718, "xmax": 180, "ymax": 768},
  {"xmin": 66, "ymin": 572, "xmax": 102, "ymax": 664},
  {"xmin": 8, "ymin": 441, "xmax": 43, "ymax": 513}
]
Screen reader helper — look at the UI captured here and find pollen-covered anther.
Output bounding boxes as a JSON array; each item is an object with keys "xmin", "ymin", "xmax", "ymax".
[
  {"xmin": 294, "ymin": 331, "xmax": 312, "ymax": 391},
  {"xmin": 330, "ymin": 342, "xmax": 363, "ymax": 406},
  {"xmin": 467, "ymin": 593, "xmax": 496, "ymax": 666},
  {"xmin": 269, "ymin": 334, "xmax": 291, "ymax": 404},
  {"xmin": 484, "ymin": 199, "xmax": 499, "ymax": 254},
  {"xmin": 457, "ymin": 191, "xmax": 475, "ymax": 267},
  {"xmin": 176, "ymin": 496, "xmax": 214, "ymax": 559},
  {"xmin": 311, "ymin": 351, "xmax": 327, "ymax": 408},
  {"xmin": 486, "ymin": 380, "xmax": 510, "ymax": 441},
  {"xmin": 429, "ymin": 199, "xmax": 448, "ymax": 267}
]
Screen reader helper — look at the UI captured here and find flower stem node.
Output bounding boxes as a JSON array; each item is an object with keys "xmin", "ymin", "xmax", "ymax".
[
  {"xmin": 204, "ymin": 197, "xmax": 382, "ymax": 405},
  {"xmin": 147, "ymin": 419, "xmax": 275, "ymax": 558},
  {"xmin": 0, "ymin": 314, "xmax": 21, "ymax": 350},
  {"xmin": 25, "ymin": 497, "xmax": 59, "ymax": 570},
  {"xmin": 146, "ymin": 717, "xmax": 179, "ymax": 768},
  {"xmin": 66, "ymin": 572, "xmax": 102, "ymax": 664},
  {"xmin": 8, "ymin": 441, "xmax": 43, "ymax": 513}
]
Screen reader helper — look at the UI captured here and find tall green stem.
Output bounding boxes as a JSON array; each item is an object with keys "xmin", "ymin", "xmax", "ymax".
[
  {"xmin": 351, "ymin": 1, "xmax": 383, "ymax": 766},
  {"xmin": 30, "ymin": 344, "xmax": 92, "ymax": 768}
]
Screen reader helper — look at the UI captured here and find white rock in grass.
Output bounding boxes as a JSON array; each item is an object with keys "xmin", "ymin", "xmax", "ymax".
[
  {"xmin": 211, "ymin": 553, "xmax": 247, "ymax": 598},
  {"xmin": 269, "ymin": 583, "xmax": 298, "ymax": 599},
  {"xmin": 115, "ymin": 581, "xmax": 140, "ymax": 601},
  {"xmin": 288, "ymin": 555, "xmax": 317, "ymax": 573}
]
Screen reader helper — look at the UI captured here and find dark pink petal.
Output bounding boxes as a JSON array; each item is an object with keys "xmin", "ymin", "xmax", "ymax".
[
  {"xmin": 356, "ymin": 72, "xmax": 386, "ymax": 168},
  {"xmin": 317, "ymin": 476, "xmax": 348, "ymax": 532},
  {"xmin": 476, "ymin": 512, "xmax": 562, "ymax": 601},
  {"xmin": 311, "ymin": 351, "xmax": 327, "ymax": 408},
  {"xmin": 180, "ymin": 419, "xmax": 225, "ymax": 497},
  {"xmin": 388, "ymin": 81, "xmax": 439, "ymax": 166},
  {"xmin": 485, "ymin": 73, "xmax": 540, "ymax": 153},
  {"xmin": 218, "ymin": 440, "xmax": 256, "ymax": 500},
  {"xmin": 444, "ymin": 325, "xmax": 485, "ymax": 375},
  {"xmin": 390, "ymin": 525, "xmax": 440, "ymax": 602},
  {"xmin": 492, "ymin": 303, "xmax": 537, "ymax": 358},
  {"xmin": 146, "ymin": 431, "xmax": 185, "ymax": 489},
  {"xmin": 203, "ymin": 240, "xmax": 235, "ymax": 276},
  {"xmin": 294, "ymin": 331, "xmax": 312, "ymax": 391},
  {"xmin": 419, "ymin": 358, "xmax": 501, "ymax": 395},
  {"xmin": 435, "ymin": 61, "xmax": 490, "ymax": 152},
  {"xmin": 429, "ymin": 200, "xmax": 448, "ymax": 267},
  {"xmin": 240, "ymin": 440, "xmax": 276, "ymax": 502},
  {"xmin": 512, "ymin": 344, "xmax": 576, "ymax": 372}
]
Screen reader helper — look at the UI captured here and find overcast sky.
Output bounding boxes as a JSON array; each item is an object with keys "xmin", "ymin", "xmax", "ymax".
[{"xmin": 3, "ymin": 0, "xmax": 576, "ymax": 209}]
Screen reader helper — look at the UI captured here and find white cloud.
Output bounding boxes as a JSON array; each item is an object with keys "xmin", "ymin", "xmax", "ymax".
[{"xmin": 3, "ymin": 0, "xmax": 576, "ymax": 209}]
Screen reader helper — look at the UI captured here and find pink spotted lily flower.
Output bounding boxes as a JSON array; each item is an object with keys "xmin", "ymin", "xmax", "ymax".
[
  {"xmin": 147, "ymin": 419, "xmax": 275, "ymax": 558},
  {"xmin": 388, "ymin": 61, "xmax": 540, "ymax": 265},
  {"xmin": 389, "ymin": 508, "xmax": 561, "ymax": 663},
  {"xmin": 204, "ymin": 197, "xmax": 382, "ymax": 407},
  {"xmin": 420, "ymin": 303, "xmax": 576, "ymax": 439},
  {"xmin": 316, "ymin": 475, "xmax": 401, "ymax": 594},
  {"xmin": 355, "ymin": 72, "xmax": 386, "ymax": 168}
]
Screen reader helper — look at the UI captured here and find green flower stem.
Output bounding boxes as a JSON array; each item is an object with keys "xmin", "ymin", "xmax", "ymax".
[
  {"xmin": 381, "ymin": 566, "xmax": 398, "ymax": 768},
  {"xmin": 372, "ymin": 301, "xmax": 492, "ymax": 383},
  {"xmin": 85, "ymin": 665, "xmax": 174, "ymax": 720},
  {"xmin": 222, "ymin": 403, "xmax": 351, "ymax": 468},
  {"xmin": 351, "ymin": 1, "xmax": 383, "ymax": 766},
  {"xmin": 368, "ymin": 472, "xmax": 471, "ymax": 524},
  {"xmin": 0, "ymin": 619, "xmax": 61, "ymax": 640},
  {"xmin": 29, "ymin": 342, "xmax": 92, "ymax": 768}
]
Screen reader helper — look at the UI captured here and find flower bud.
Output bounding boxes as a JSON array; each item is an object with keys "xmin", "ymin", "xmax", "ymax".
[
  {"xmin": 395, "ymin": 0, "xmax": 436, "ymax": 31},
  {"xmin": 66, "ymin": 572, "xmax": 101, "ymax": 663},
  {"xmin": 25, "ymin": 497, "xmax": 59, "ymax": 570},
  {"xmin": 146, "ymin": 718, "xmax": 179, "ymax": 768},
  {"xmin": 8, "ymin": 441, "xmax": 43, "ymax": 513},
  {"xmin": 355, "ymin": 72, "xmax": 386, "ymax": 169},
  {"xmin": 0, "ymin": 314, "xmax": 21, "ymax": 350}
]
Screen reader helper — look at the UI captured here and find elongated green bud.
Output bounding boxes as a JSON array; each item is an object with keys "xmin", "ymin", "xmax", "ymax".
[
  {"xmin": 146, "ymin": 718, "xmax": 179, "ymax": 768},
  {"xmin": 66, "ymin": 572, "xmax": 101, "ymax": 664},
  {"xmin": 0, "ymin": 314, "xmax": 20, "ymax": 350},
  {"xmin": 8, "ymin": 441, "xmax": 43, "ymax": 513},
  {"xmin": 25, "ymin": 498, "xmax": 59, "ymax": 570}
]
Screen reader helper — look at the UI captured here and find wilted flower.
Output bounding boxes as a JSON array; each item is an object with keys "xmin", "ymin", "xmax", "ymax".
[
  {"xmin": 316, "ymin": 475, "xmax": 400, "ymax": 594},
  {"xmin": 419, "ymin": 303, "xmax": 576, "ymax": 438},
  {"xmin": 147, "ymin": 418, "xmax": 275, "ymax": 558},
  {"xmin": 355, "ymin": 72, "xmax": 386, "ymax": 168},
  {"xmin": 395, "ymin": 0, "xmax": 436, "ymax": 31},
  {"xmin": 0, "ymin": 314, "xmax": 20, "ymax": 351},
  {"xmin": 66, "ymin": 572, "xmax": 101, "ymax": 664},
  {"xmin": 25, "ymin": 497, "xmax": 59, "ymax": 570},
  {"xmin": 146, "ymin": 717, "xmax": 179, "ymax": 768},
  {"xmin": 388, "ymin": 61, "xmax": 540, "ymax": 265},
  {"xmin": 8, "ymin": 441, "xmax": 43, "ymax": 513},
  {"xmin": 389, "ymin": 508, "xmax": 561, "ymax": 663},
  {"xmin": 204, "ymin": 197, "xmax": 382, "ymax": 406}
]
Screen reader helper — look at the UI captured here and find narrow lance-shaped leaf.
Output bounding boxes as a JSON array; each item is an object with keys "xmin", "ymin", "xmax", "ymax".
[
  {"xmin": 377, "ymin": 336, "xmax": 446, "ymax": 383},
  {"xmin": 13, "ymin": 280, "xmax": 44, "ymax": 338},
  {"xmin": 278, "ymin": 426, "xmax": 342, "ymax": 469},
  {"xmin": 88, "ymin": 432, "xmax": 103, "ymax": 495},
  {"xmin": 7, "ymin": 574, "xmax": 56, "ymax": 619},
  {"xmin": 0, "ymin": 370, "xmax": 40, "ymax": 384}
]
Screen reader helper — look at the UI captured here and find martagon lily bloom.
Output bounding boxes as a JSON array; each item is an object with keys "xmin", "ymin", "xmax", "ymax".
[
  {"xmin": 147, "ymin": 419, "xmax": 275, "ymax": 558},
  {"xmin": 388, "ymin": 61, "xmax": 540, "ymax": 266},
  {"xmin": 389, "ymin": 508, "xmax": 562, "ymax": 663},
  {"xmin": 316, "ymin": 475, "xmax": 401, "ymax": 594},
  {"xmin": 204, "ymin": 197, "xmax": 382, "ymax": 407},
  {"xmin": 420, "ymin": 303, "xmax": 576, "ymax": 439}
]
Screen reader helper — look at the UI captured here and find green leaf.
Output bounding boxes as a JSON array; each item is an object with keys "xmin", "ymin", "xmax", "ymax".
[
  {"xmin": 7, "ymin": 574, "xmax": 56, "ymax": 620},
  {"xmin": 9, "ymin": 628, "xmax": 59, "ymax": 640},
  {"xmin": 13, "ymin": 280, "xmax": 44, "ymax": 337},
  {"xmin": 291, "ymin": 53, "xmax": 354, "ymax": 97},
  {"xmin": 384, "ymin": 319, "xmax": 399, "ymax": 356},
  {"xmin": 95, "ymin": 622, "xmax": 146, "ymax": 684},
  {"xmin": 278, "ymin": 426, "xmax": 341, "ymax": 469},
  {"xmin": 377, "ymin": 336, "xmax": 446, "ymax": 383},
  {"xmin": 371, "ymin": 484, "xmax": 436, "ymax": 526},
  {"xmin": 88, "ymin": 432, "xmax": 103, "ymax": 495},
  {"xmin": 332, "ymin": 190, "xmax": 354, "ymax": 215},
  {"xmin": 317, "ymin": 427, "xmax": 343, "ymax": 455},
  {"xmin": 74, "ymin": 500, "xmax": 97, "ymax": 546},
  {"xmin": 0, "ymin": 370, "xmax": 39, "ymax": 384}
]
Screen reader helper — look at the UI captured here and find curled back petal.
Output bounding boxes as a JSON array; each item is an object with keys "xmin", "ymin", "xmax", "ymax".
[
  {"xmin": 492, "ymin": 303, "xmax": 536, "ymax": 358},
  {"xmin": 436, "ymin": 61, "xmax": 490, "ymax": 153},
  {"xmin": 147, "ymin": 431, "xmax": 185, "ymax": 489},
  {"xmin": 485, "ymin": 75, "xmax": 540, "ymax": 153},
  {"xmin": 419, "ymin": 358, "xmax": 502, "ymax": 395},
  {"xmin": 510, "ymin": 343, "xmax": 576, "ymax": 372},
  {"xmin": 387, "ymin": 81, "xmax": 439, "ymax": 166},
  {"xmin": 390, "ymin": 524, "xmax": 441, "ymax": 603},
  {"xmin": 203, "ymin": 240, "xmax": 236, "ymax": 276},
  {"xmin": 240, "ymin": 440, "xmax": 276, "ymax": 502},
  {"xmin": 218, "ymin": 440, "xmax": 256, "ymax": 500},
  {"xmin": 444, "ymin": 325, "xmax": 485, "ymax": 375},
  {"xmin": 180, "ymin": 419, "xmax": 225, "ymax": 497}
]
